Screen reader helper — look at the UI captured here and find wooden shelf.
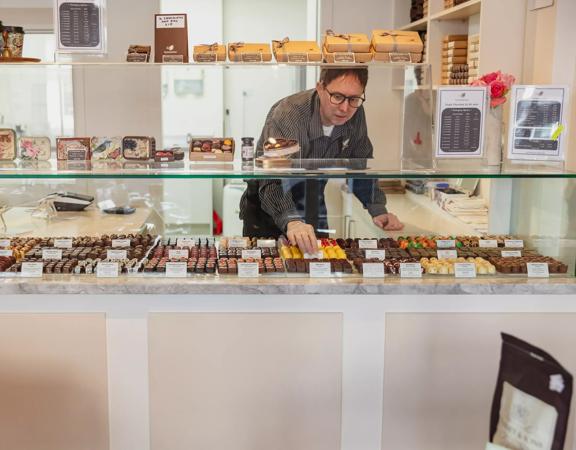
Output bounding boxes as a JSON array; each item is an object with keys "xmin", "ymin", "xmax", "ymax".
[
  {"xmin": 430, "ymin": 0, "xmax": 481, "ymax": 21},
  {"xmin": 399, "ymin": 17, "xmax": 428, "ymax": 31}
]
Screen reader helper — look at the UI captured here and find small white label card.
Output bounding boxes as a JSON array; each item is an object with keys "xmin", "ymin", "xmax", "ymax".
[
  {"xmin": 0, "ymin": 249, "xmax": 12, "ymax": 257},
  {"xmin": 436, "ymin": 86, "xmax": 487, "ymax": 158},
  {"xmin": 358, "ymin": 239, "xmax": 378, "ymax": 249},
  {"xmin": 42, "ymin": 248, "xmax": 63, "ymax": 260},
  {"xmin": 309, "ymin": 262, "xmax": 331, "ymax": 278},
  {"xmin": 437, "ymin": 249, "xmax": 458, "ymax": 259},
  {"xmin": 436, "ymin": 239, "xmax": 456, "ymax": 249},
  {"xmin": 97, "ymin": 262, "xmax": 119, "ymax": 278},
  {"xmin": 238, "ymin": 262, "xmax": 259, "ymax": 278},
  {"xmin": 107, "ymin": 250, "xmax": 127, "ymax": 260},
  {"xmin": 177, "ymin": 238, "xmax": 196, "ymax": 248},
  {"xmin": 112, "ymin": 239, "xmax": 131, "ymax": 248},
  {"xmin": 527, "ymin": 262, "xmax": 550, "ymax": 278},
  {"xmin": 242, "ymin": 250, "xmax": 262, "ymax": 260},
  {"xmin": 0, "ymin": 239, "xmax": 11, "ymax": 248},
  {"xmin": 165, "ymin": 262, "xmax": 187, "ymax": 278},
  {"xmin": 454, "ymin": 262, "xmax": 477, "ymax": 278},
  {"xmin": 169, "ymin": 249, "xmax": 189, "ymax": 259},
  {"xmin": 304, "ymin": 251, "xmax": 324, "ymax": 259},
  {"xmin": 257, "ymin": 239, "xmax": 276, "ymax": 248},
  {"xmin": 54, "ymin": 238, "xmax": 73, "ymax": 249},
  {"xmin": 21, "ymin": 262, "xmax": 43, "ymax": 278},
  {"xmin": 229, "ymin": 238, "xmax": 248, "ymax": 248},
  {"xmin": 502, "ymin": 250, "xmax": 522, "ymax": 258},
  {"xmin": 400, "ymin": 263, "xmax": 423, "ymax": 278},
  {"xmin": 479, "ymin": 239, "xmax": 498, "ymax": 248},
  {"xmin": 507, "ymin": 85, "xmax": 569, "ymax": 161},
  {"xmin": 156, "ymin": 14, "xmax": 186, "ymax": 28},
  {"xmin": 362, "ymin": 263, "xmax": 385, "ymax": 278},
  {"xmin": 505, "ymin": 239, "xmax": 524, "ymax": 248},
  {"xmin": 365, "ymin": 249, "xmax": 386, "ymax": 260}
]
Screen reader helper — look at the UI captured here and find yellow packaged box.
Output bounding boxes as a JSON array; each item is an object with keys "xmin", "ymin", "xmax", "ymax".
[
  {"xmin": 227, "ymin": 42, "xmax": 272, "ymax": 62},
  {"xmin": 193, "ymin": 43, "xmax": 226, "ymax": 62},
  {"xmin": 371, "ymin": 30, "xmax": 423, "ymax": 53},
  {"xmin": 272, "ymin": 38, "xmax": 322, "ymax": 62},
  {"xmin": 447, "ymin": 48, "xmax": 467, "ymax": 57},
  {"xmin": 323, "ymin": 46, "xmax": 373, "ymax": 63},
  {"xmin": 448, "ymin": 41, "xmax": 468, "ymax": 49},
  {"xmin": 443, "ymin": 56, "xmax": 467, "ymax": 64},
  {"xmin": 323, "ymin": 30, "xmax": 370, "ymax": 53},
  {"xmin": 443, "ymin": 34, "xmax": 468, "ymax": 42}
]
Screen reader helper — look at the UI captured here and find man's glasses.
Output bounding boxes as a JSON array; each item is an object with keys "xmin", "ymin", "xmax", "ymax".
[{"xmin": 325, "ymin": 88, "xmax": 366, "ymax": 108}]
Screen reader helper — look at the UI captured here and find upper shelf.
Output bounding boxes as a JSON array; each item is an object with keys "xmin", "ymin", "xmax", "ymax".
[
  {"xmin": 399, "ymin": 17, "xmax": 428, "ymax": 32},
  {"xmin": 0, "ymin": 160, "xmax": 573, "ymax": 179},
  {"xmin": 430, "ymin": 0, "xmax": 481, "ymax": 21}
]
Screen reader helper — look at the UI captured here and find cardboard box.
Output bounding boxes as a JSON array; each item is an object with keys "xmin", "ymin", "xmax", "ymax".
[
  {"xmin": 468, "ymin": 34, "xmax": 480, "ymax": 44},
  {"xmin": 272, "ymin": 39, "xmax": 322, "ymax": 62},
  {"xmin": 371, "ymin": 30, "xmax": 423, "ymax": 53},
  {"xmin": 323, "ymin": 46, "xmax": 373, "ymax": 63},
  {"xmin": 442, "ymin": 56, "xmax": 467, "ymax": 64},
  {"xmin": 193, "ymin": 43, "xmax": 226, "ymax": 62},
  {"xmin": 447, "ymin": 48, "xmax": 467, "ymax": 56},
  {"xmin": 448, "ymin": 41, "xmax": 468, "ymax": 49},
  {"xmin": 372, "ymin": 50, "xmax": 422, "ymax": 62},
  {"xmin": 324, "ymin": 32, "xmax": 370, "ymax": 53},
  {"xmin": 189, "ymin": 138, "xmax": 235, "ymax": 162},
  {"xmin": 443, "ymin": 34, "xmax": 468, "ymax": 42},
  {"xmin": 57, "ymin": 137, "xmax": 91, "ymax": 161},
  {"xmin": 154, "ymin": 14, "xmax": 189, "ymax": 63},
  {"xmin": 228, "ymin": 43, "xmax": 272, "ymax": 62}
]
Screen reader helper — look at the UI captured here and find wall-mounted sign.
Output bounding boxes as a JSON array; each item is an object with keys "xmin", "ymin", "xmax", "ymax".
[
  {"xmin": 55, "ymin": 0, "xmax": 106, "ymax": 53},
  {"xmin": 507, "ymin": 85, "xmax": 569, "ymax": 161},
  {"xmin": 435, "ymin": 86, "xmax": 487, "ymax": 158}
]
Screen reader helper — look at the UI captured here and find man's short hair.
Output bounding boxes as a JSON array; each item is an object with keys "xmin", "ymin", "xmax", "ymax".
[{"xmin": 319, "ymin": 68, "xmax": 369, "ymax": 89}]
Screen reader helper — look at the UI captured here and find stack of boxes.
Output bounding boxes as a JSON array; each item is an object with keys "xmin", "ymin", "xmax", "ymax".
[
  {"xmin": 467, "ymin": 34, "xmax": 480, "ymax": 82},
  {"xmin": 371, "ymin": 30, "xmax": 424, "ymax": 63},
  {"xmin": 411, "ymin": 0, "xmax": 425, "ymax": 22},
  {"xmin": 441, "ymin": 34, "xmax": 468, "ymax": 85}
]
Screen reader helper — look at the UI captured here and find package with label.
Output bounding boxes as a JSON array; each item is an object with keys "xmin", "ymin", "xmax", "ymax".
[
  {"xmin": 272, "ymin": 38, "xmax": 322, "ymax": 62},
  {"xmin": 56, "ymin": 137, "xmax": 91, "ymax": 160},
  {"xmin": 371, "ymin": 30, "xmax": 423, "ymax": 53},
  {"xmin": 126, "ymin": 45, "xmax": 151, "ymax": 62},
  {"xmin": 324, "ymin": 30, "xmax": 370, "ymax": 53},
  {"xmin": 19, "ymin": 136, "xmax": 51, "ymax": 160},
  {"xmin": 189, "ymin": 138, "xmax": 235, "ymax": 162},
  {"xmin": 228, "ymin": 43, "xmax": 272, "ymax": 62},
  {"xmin": 193, "ymin": 43, "xmax": 226, "ymax": 62},
  {"xmin": 0, "ymin": 129, "xmax": 17, "ymax": 161},
  {"xmin": 323, "ymin": 46, "xmax": 373, "ymax": 63},
  {"xmin": 373, "ymin": 52, "xmax": 422, "ymax": 63},
  {"xmin": 490, "ymin": 333, "xmax": 573, "ymax": 450},
  {"xmin": 91, "ymin": 137, "xmax": 123, "ymax": 160},
  {"xmin": 154, "ymin": 14, "xmax": 189, "ymax": 63},
  {"xmin": 122, "ymin": 136, "xmax": 156, "ymax": 161}
]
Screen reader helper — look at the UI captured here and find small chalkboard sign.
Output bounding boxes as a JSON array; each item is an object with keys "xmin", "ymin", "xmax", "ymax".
[
  {"xmin": 435, "ymin": 87, "xmax": 487, "ymax": 158},
  {"xmin": 55, "ymin": 0, "xmax": 106, "ymax": 53}
]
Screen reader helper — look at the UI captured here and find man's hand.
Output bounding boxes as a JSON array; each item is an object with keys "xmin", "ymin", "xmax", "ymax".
[
  {"xmin": 286, "ymin": 221, "xmax": 318, "ymax": 255},
  {"xmin": 373, "ymin": 213, "xmax": 404, "ymax": 231}
]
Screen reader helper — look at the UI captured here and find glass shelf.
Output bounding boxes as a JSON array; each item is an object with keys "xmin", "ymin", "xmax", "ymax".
[
  {"xmin": 0, "ymin": 61, "xmax": 430, "ymax": 68},
  {"xmin": 0, "ymin": 160, "xmax": 574, "ymax": 179}
]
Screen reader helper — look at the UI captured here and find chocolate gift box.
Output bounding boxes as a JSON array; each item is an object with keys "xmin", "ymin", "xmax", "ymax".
[
  {"xmin": 371, "ymin": 30, "xmax": 423, "ymax": 53},
  {"xmin": 189, "ymin": 138, "xmax": 235, "ymax": 162},
  {"xmin": 272, "ymin": 38, "xmax": 322, "ymax": 62},
  {"xmin": 56, "ymin": 137, "xmax": 91, "ymax": 160},
  {"xmin": 227, "ymin": 43, "xmax": 272, "ymax": 62},
  {"xmin": 154, "ymin": 14, "xmax": 189, "ymax": 63},
  {"xmin": 122, "ymin": 136, "xmax": 156, "ymax": 161},
  {"xmin": 323, "ymin": 46, "xmax": 373, "ymax": 63},
  {"xmin": 323, "ymin": 31, "xmax": 370, "ymax": 53},
  {"xmin": 19, "ymin": 136, "xmax": 51, "ymax": 160},
  {"xmin": 0, "ymin": 129, "xmax": 17, "ymax": 161},
  {"xmin": 91, "ymin": 137, "xmax": 123, "ymax": 160},
  {"xmin": 193, "ymin": 43, "xmax": 226, "ymax": 62}
]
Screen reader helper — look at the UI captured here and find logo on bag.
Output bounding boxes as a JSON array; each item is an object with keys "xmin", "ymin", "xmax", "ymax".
[{"xmin": 549, "ymin": 374, "xmax": 565, "ymax": 393}]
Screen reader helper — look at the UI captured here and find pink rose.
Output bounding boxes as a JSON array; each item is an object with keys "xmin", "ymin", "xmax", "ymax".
[
  {"xmin": 490, "ymin": 80, "xmax": 506, "ymax": 98},
  {"xmin": 499, "ymin": 73, "xmax": 516, "ymax": 89},
  {"xmin": 481, "ymin": 71, "xmax": 500, "ymax": 84},
  {"xmin": 490, "ymin": 97, "xmax": 507, "ymax": 108},
  {"xmin": 470, "ymin": 79, "xmax": 487, "ymax": 87}
]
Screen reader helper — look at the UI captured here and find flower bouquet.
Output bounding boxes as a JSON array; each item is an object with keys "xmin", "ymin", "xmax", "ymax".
[{"xmin": 470, "ymin": 71, "xmax": 516, "ymax": 108}]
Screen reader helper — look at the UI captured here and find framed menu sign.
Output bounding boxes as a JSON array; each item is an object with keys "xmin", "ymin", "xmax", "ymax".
[
  {"xmin": 435, "ymin": 86, "xmax": 487, "ymax": 158},
  {"xmin": 507, "ymin": 85, "xmax": 569, "ymax": 161},
  {"xmin": 55, "ymin": 0, "xmax": 106, "ymax": 53}
]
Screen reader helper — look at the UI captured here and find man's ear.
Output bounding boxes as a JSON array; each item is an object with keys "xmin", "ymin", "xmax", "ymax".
[{"xmin": 316, "ymin": 81, "xmax": 323, "ymax": 93}]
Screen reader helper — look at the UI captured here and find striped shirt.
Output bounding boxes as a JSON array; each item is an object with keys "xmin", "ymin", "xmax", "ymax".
[{"xmin": 240, "ymin": 88, "xmax": 387, "ymax": 232}]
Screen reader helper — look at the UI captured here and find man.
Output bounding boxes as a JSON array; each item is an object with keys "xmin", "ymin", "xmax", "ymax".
[{"xmin": 240, "ymin": 68, "xmax": 403, "ymax": 254}]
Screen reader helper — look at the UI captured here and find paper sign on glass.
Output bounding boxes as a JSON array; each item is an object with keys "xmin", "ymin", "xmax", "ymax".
[
  {"xmin": 309, "ymin": 262, "xmax": 331, "ymax": 278},
  {"xmin": 238, "ymin": 262, "xmax": 259, "ymax": 278},
  {"xmin": 362, "ymin": 263, "xmax": 385, "ymax": 278},
  {"xmin": 527, "ymin": 263, "xmax": 549, "ymax": 278},
  {"xmin": 21, "ymin": 262, "xmax": 43, "ymax": 278},
  {"xmin": 55, "ymin": 0, "xmax": 106, "ymax": 53}
]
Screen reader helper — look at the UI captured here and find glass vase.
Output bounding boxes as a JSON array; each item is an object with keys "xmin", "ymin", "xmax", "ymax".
[{"xmin": 485, "ymin": 105, "xmax": 503, "ymax": 166}]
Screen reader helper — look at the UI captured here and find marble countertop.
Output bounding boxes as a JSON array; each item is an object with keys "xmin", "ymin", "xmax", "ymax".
[{"xmin": 2, "ymin": 275, "xmax": 576, "ymax": 295}]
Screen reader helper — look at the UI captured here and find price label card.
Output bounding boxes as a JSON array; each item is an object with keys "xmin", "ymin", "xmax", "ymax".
[
  {"xmin": 502, "ymin": 250, "xmax": 522, "ymax": 257},
  {"xmin": 359, "ymin": 239, "xmax": 378, "ymax": 249},
  {"xmin": 229, "ymin": 238, "xmax": 248, "ymax": 248},
  {"xmin": 400, "ymin": 263, "xmax": 422, "ymax": 278},
  {"xmin": 437, "ymin": 250, "xmax": 458, "ymax": 259},
  {"xmin": 479, "ymin": 239, "xmax": 498, "ymax": 248},
  {"xmin": 287, "ymin": 52, "xmax": 308, "ymax": 63},
  {"xmin": 454, "ymin": 263, "xmax": 477, "ymax": 278},
  {"xmin": 257, "ymin": 239, "xmax": 276, "ymax": 248},
  {"xmin": 436, "ymin": 239, "xmax": 456, "ymax": 249},
  {"xmin": 107, "ymin": 250, "xmax": 127, "ymax": 260},
  {"xmin": 0, "ymin": 249, "xmax": 13, "ymax": 257},
  {"xmin": 304, "ymin": 251, "xmax": 324, "ymax": 259},
  {"xmin": 505, "ymin": 239, "xmax": 524, "ymax": 248},
  {"xmin": 242, "ymin": 249, "xmax": 262, "ymax": 259},
  {"xmin": 169, "ymin": 249, "xmax": 189, "ymax": 259},
  {"xmin": 97, "ymin": 262, "xmax": 119, "ymax": 278},
  {"xmin": 365, "ymin": 249, "xmax": 386, "ymax": 260},
  {"xmin": 177, "ymin": 238, "xmax": 196, "ymax": 248},
  {"xmin": 21, "ymin": 262, "xmax": 43, "ymax": 278},
  {"xmin": 0, "ymin": 239, "xmax": 11, "ymax": 248},
  {"xmin": 166, "ymin": 262, "xmax": 187, "ymax": 278},
  {"xmin": 112, "ymin": 239, "xmax": 131, "ymax": 248},
  {"xmin": 42, "ymin": 249, "xmax": 63, "ymax": 260},
  {"xmin": 362, "ymin": 263, "xmax": 385, "ymax": 278},
  {"xmin": 309, "ymin": 262, "xmax": 331, "ymax": 278},
  {"xmin": 238, "ymin": 262, "xmax": 259, "ymax": 278},
  {"xmin": 54, "ymin": 238, "xmax": 73, "ymax": 249},
  {"xmin": 527, "ymin": 262, "xmax": 550, "ymax": 278}
]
